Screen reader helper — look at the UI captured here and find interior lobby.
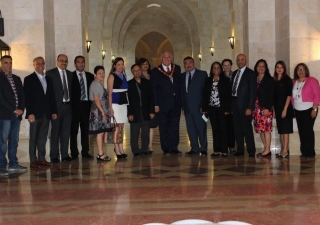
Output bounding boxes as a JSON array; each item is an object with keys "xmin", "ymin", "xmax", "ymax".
[{"xmin": 0, "ymin": 0, "xmax": 320, "ymax": 224}]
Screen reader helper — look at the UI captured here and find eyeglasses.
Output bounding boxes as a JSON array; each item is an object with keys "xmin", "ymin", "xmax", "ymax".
[
  {"xmin": 297, "ymin": 68, "xmax": 305, "ymax": 72},
  {"xmin": 58, "ymin": 60, "xmax": 68, "ymax": 63}
]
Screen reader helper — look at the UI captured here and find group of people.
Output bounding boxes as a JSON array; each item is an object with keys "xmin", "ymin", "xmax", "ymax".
[{"xmin": 0, "ymin": 51, "xmax": 319, "ymax": 176}]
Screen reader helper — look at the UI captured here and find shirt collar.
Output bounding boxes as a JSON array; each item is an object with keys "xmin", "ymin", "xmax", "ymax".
[{"xmin": 35, "ymin": 71, "xmax": 46, "ymax": 78}]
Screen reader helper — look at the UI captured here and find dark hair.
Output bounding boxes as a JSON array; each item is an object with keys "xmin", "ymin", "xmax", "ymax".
[
  {"xmin": 183, "ymin": 56, "xmax": 194, "ymax": 63},
  {"xmin": 273, "ymin": 61, "xmax": 289, "ymax": 82},
  {"xmin": 1, "ymin": 55, "xmax": 12, "ymax": 61},
  {"xmin": 131, "ymin": 64, "xmax": 141, "ymax": 71},
  {"xmin": 222, "ymin": 59, "xmax": 233, "ymax": 66},
  {"xmin": 209, "ymin": 61, "xmax": 223, "ymax": 78},
  {"xmin": 57, "ymin": 54, "xmax": 68, "ymax": 60},
  {"xmin": 109, "ymin": 57, "xmax": 126, "ymax": 75},
  {"xmin": 137, "ymin": 58, "xmax": 151, "ymax": 74},
  {"xmin": 74, "ymin": 55, "xmax": 85, "ymax": 64},
  {"xmin": 254, "ymin": 59, "xmax": 271, "ymax": 77},
  {"xmin": 293, "ymin": 63, "xmax": 310, "ymax": 80},
  {"xmin": 94, "ymin": 65, "xmax": 104, "ymax": 74}
]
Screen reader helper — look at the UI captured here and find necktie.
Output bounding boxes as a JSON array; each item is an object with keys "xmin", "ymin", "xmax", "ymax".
[
  {"xmin": 232, "ymin": 70, "xmax": 241, "ymax": 96},
  {"xmin": 79, "ymin": 72, "xmax": 86, "ymax": 100},
  {"xmin": 167, "ymin": 67, "xmax": 171, "ymax": 74},
  {"xmin": 188, "ymin": 72, "xmax": 192, "ymax": 91},
  {"xmin": 62, "ymin": 70, "xmax": 69, "ymax": 101},
  {"xmin": 41, "ymin": 76, "xmax": 47, "ymax": 94}
]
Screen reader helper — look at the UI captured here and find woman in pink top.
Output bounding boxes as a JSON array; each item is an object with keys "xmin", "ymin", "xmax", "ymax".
[{"xmin": 292, "ymin": 63, "xmax": 320, "ymax": 158}]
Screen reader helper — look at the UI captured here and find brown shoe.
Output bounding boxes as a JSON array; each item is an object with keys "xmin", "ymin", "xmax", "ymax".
[
  {"xmin": 30, "ymin": 162, "xmax": 41, "ymax": 168},
  {"xmin": 38, "ymin": 160, "xmax": 53, "ymax": 166}
]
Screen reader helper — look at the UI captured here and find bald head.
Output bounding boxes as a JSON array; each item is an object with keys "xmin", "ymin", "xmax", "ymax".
[
  {"xmin": 160, "ymin": 51, "xmax": 173, "ymax": 66},
  {"xmin": 236, "ymin": 54, "xmax": 247, "ymax": 69}
]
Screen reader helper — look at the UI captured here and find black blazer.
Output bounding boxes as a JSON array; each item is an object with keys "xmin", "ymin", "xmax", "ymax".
[
  {"xmin": 127, "ymin": 78, "xmax": 154, "ymax": 123},
  {"xmin": 24, "ymin": 72, "xmax": 58, "ymax": 120},
  {"xmin": 46, "ymin": 67, "xmax": 73, "ymax": 112},
  {"xmin": 257, "ymin": 74, "xmax": 275, "ymax": 110},
  {"xmin": 71, "ymin": 71, "xmax": 94, "ymax": 112},
  {"xmin": 150, "ymin": 64, "xmax": 182, "ymax": 112},
  {"xmin": 231, "ymin": 67, "xmax": 256, "ymax": 111},
  {"xmin": 202, "ymin": 75, "xmax": 232, "ymax": 113},
  {"xmin": 0, "ymin": 72, "xmax": 25, "ymax": 120}
]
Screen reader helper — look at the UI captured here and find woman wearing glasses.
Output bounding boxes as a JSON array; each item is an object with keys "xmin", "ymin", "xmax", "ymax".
[{"xmin": 292, "ymin": 63, "xmax": 320, "ymax": 158}]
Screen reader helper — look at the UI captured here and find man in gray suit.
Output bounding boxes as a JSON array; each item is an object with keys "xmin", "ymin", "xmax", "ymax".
[
  {"xmin": 46, "ymin": 54, "xmax": 74, "ymax": 163},
  {"xmin": 181, "ymin": 56, "xmax": 208, "ymax": 156}
]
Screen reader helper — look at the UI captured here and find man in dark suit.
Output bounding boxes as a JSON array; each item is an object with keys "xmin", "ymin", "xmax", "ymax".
[
  {"xmin": 0, "ymin": 55, "xmax": 27, "ymax": 176},
  {"xmin": 181, "ymin": 56, "xmax": 208, "ymax": 156},
  {"xmin": 127, "ymin": 64, "xmax": 155, "ymax": 156},
  {"xmin": 231, "ymin": 54, "xmax": 256, "ymax": 157},
  {"xmin": 70, "ymin": 56, "xmax": 94, "ymax": 159},
  {"xmin": 24, "ymin": 57, "xmax": 58, "ymax": 168},
  {"xmin": 46, "ymin": 54, "xmax": 73, "ymax": 163},
  {"xmin": 150, "ymin": 51, "xmax": 182, "ymax": 155}
]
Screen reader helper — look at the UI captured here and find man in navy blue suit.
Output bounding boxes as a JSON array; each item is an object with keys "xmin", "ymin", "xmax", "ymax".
[
  {"xmin": 181, "ymin": 56, "xmax": 208, "ymax": 156},
  {"xmin": 150, "ymin": 51, "xmax": 182, "ymax": 155}
]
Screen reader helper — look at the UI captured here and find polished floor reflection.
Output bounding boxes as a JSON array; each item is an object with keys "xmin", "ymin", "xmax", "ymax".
[{"xmin": 1, "ymin": 122, "xmax": 320, "ymax": 225}]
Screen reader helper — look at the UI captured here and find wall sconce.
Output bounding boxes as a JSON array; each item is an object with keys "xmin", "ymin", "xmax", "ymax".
[
  {"xmin": 102, "ymin": 50, "xmax": 106, "ymax": 60},
  {"xmin": 228, "ymin": 37, "xmax": 235, "ymax": 49},
  {"xmin": 209, "ymin": 47, "xmax": 214, "ymax": 56},
  {"xmin": 111, "ymin": 55, "xmax": 115, "ymax": 63},
  {"xmin": 86, "ymin": 40, "xmax": 92, "ymax": 53},
  {"xmin": 0, "ymin": 39, "xmax": 10, "ymax": 59},
  {"xmin": 198, "ymin": 53, "xmax": 202, "ymax": 61}
]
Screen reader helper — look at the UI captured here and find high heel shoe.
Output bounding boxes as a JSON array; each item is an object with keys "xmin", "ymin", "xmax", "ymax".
[
  {"xmin": 97, "ymin": 153, "xmax": 111, "ymax": 161},
  {"xmin": 114, "ymin": 149, "xmax": 123, "ymax": 159},
  {"xmin": 256, "ymin": 151, "xmax": 271, "ymax": 158},
  {"xmin": 277, "ymin": 151, "xmax": 289, "ymax": 158}
]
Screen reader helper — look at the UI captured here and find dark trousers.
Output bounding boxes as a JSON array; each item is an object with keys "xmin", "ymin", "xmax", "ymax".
[
  {"xmin": 50, "ymin": 104, "xmax": 72, "ymax": 159},
  {"xmin": 208, "ymin": 107, "xmax": 228, "ymax": 153},
  {"xmin": 157, "ymin": 102, "xmax": 181, "ymax": 152},
  {"xmin": 70, "ymin": 101, "xmax": 90, "ymax": 157},
  {"xmin": 130, "ymin": 108, "xmax": 150, "ymax": 153},
  {"xmin": 29, "ymin": 116, "xmax": 50, "ymax": 163},
  {"xmin": 226, "ymin": 113, "xmax": 235, "ymax": 149},
  {"xmin": 295, "ymin": 108, "xmax": 317, "ymax": 157},
  {"xmin": 185, "ymin": 111, "xmax": 207, "ymax": 153},
  {"xmin": 232, "ymin": 99, "xmax": 256, "ymax": 154}
]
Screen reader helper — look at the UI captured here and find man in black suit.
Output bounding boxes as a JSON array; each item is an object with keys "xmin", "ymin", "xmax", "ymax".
[
  {"xmin": 70, "ymin": 56, "xmax": 94, "ymax": 159},
  {"xmin": 0, "ymin": 55, "xmax": 27, "ymax": 176},
  {"xmin": 47, "ymin": 54, "xmax": 73, "ymax": 163},
  {"xmin": 127, "ymin": 64, "xmax": 155, "ymax": 156},
  {"xmin": 24, "ymin": 57, "xmax": 58, "ymax": 168},
  {"xmin": 231, "ymin": 54, "xmax": 256, "ymax": 157},
  {"xmin": 181, "ymin": 56, "xmax": 208, "ymax": 156},
  {"xmin": 150, "ymin": 51, "xmax": 182, "ymax": 155}
]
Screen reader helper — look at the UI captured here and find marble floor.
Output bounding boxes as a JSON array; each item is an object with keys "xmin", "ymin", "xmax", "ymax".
[{"xmin": 1, "ymin": 121, "xmax": 320, "ymax": 225}]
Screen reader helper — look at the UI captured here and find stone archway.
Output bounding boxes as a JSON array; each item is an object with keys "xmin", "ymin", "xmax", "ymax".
[{"xmin": 135, "ymin": 32, "xmax": 174, "ymax": 68}]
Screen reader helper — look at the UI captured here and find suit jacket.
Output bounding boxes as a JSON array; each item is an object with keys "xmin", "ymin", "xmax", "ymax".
[
  {"xmin": 71, "ymin": 71, "xmax": 94, "ymax": 112},
  {"xmin": 231, "ymin": 67, "xmax": 256, "ymax": 111},
  {"xmin": 202, "ymin": 75, "xmax": 232, "ymax": 113},
  {"xmin": 46, "ymin": 67, "xmax": 73, "ymax": 112},
  {"xmin": 24, "ymin": 72, "xmax": 57, "ymax": 120},
  {"xmin": 150, "ymin": 64, "xmax": 182, "ymax": 112},
  {"xmin": 0, "ymin": 72, "xmax": 25, "ymax": 120},
  {"xmin": 127, "ymin": 78, "xmax": 154, "ymax": 123},
  {"xmin": 257, "ymin": 74, "xmax": 275, "ymax": 110},
  {"xmin": 181, "ymin": 69, "xmax": 208, "ymax": 114}
]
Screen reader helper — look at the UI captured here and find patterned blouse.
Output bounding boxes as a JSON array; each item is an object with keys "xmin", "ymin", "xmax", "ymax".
[{"xmin": 209, "ymin": 80, "xmax": 220, "ymax": 107}]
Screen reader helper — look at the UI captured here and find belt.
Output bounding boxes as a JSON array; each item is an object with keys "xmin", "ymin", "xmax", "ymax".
[{"xmin": 62, "ymin": 102, "xmax": 70, "ymax": 104}]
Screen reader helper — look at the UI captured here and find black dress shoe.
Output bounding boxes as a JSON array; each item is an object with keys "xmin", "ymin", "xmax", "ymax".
[
  {"xmin": 211, "ymin": 152, "xmax": 221, "ymax": 157},
  {"xmin": 62, "ymin": 156, "xmax": 74, "ymax": 162},
  {"xmin": 133, "ymin": 153, "xmax": 140, "ymax": 157},
  {"xmin": 171, "ymin": 149, "xmax": 182, "ymax": 154},
  {"xmin": 143, "ymin": 151, "xmax": 151, "ymax": 155},
  {"xmin": 249, "ymin": 153, "xmax": 255, "ymax": 158},
  {"xmin": 163, "ymin": 151, "xmax": 170, "ymax": 156},
  {"xmin": 185, "ymin": 150, "xmax": 197, "ymax": 155},
  {"xmin": 72, "ymin": 156, "xmax": 78, "ymax": 160},
  {"xmin": 82, "ymin": 153, "xmax": 93, "ymax": 159},
  {"xmin": 51, "ymin": 158, "xmax": 60, "ymax": 163},
  {"xmin": 234, "ymin": 152, "xmax": 244, "ymax": 156},
  {"xmin": 201, "ymin": 151, "xmax": 207, "ymax": 156}
]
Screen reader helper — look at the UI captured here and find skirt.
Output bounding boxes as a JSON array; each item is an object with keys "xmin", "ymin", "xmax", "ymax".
[{"xmin": 112, "ymin": 104, "xmax": 128, "ymax": 123}]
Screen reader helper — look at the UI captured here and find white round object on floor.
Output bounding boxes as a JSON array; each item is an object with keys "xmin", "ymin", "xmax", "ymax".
[
  {"xmin": 218, "ymin": 221, "xmax": 252, "ymax": 225},
  {"xmin": 171, "ymin": 219, "xmax": 216, "ymax": 225}
]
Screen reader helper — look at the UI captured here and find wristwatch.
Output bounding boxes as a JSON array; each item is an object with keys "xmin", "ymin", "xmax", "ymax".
[{"xmin": 312, "ymin": 108, "xmax": 318, "ymax": 112}]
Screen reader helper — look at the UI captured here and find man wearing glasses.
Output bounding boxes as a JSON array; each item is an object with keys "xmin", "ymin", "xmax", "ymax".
[{"xmin": 47, "ymin": 54, "xmax": 74, "ymax": 163}]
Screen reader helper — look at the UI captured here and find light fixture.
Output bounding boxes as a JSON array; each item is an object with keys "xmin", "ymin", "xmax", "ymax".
[
  {"xmin": 102, "ymin": 50, "xmax": 106, "ymax": 60},
  {"xmin": 111, "ymin": 55, "xmax": 115, "ymax": 63},
  {"xmin": 86, "ymin": 40, "xmax": 92, "ymax": 53},
  {"xmin": 0, "ymin": 39, "xmax": 10, "ymax": 59},
  {"xmin": 228, "ymin": 37, "xmax": 235, "ymax": 49},
  {"xmin": 209, "ymin": 47, "xmax": 214, "ymax": 56},
  {"xmin": 198, "ymin": 53, "xmax": 202, "ymax": 61}
]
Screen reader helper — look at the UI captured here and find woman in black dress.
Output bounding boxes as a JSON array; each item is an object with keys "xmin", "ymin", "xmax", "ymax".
[{"xmin": 273, "ymin": 61, "xmax": 293, "ymax": 158}]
